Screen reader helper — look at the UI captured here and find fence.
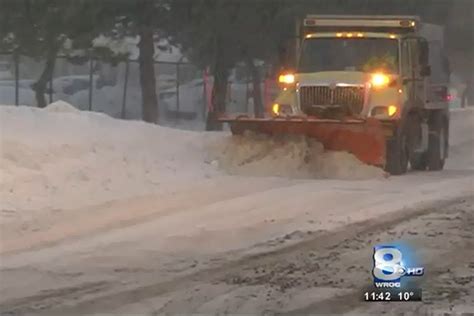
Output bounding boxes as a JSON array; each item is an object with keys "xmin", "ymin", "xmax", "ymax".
[{"xmin": 0, "ymin": 52, "xmax": 278, "ymax": 130}]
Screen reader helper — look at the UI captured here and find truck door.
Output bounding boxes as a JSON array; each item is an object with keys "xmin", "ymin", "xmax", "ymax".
[{"xmin": 401, "ymin": 37, "xmax": 425, "ymax": 108}]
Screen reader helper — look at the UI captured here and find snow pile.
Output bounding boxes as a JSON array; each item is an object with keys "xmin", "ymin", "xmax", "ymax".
[
  {"xmin": 44, "ymin": 100, "xmax": 80, "ymax": 113},
  {"xmin": 0, "ymin": 102, "xmax": 384, "ymax": 220},
  {"xmin": 210, "ymin": 131, "xmax": 385, "ymax": 180},
  {"xmin": 0, "ymin": 104, "xmax": 215, "ymax": 216}
]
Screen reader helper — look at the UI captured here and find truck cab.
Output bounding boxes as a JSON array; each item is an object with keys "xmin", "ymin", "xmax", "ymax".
[{"xmin": 273, "ymin": 15, "xmax": 450, "ymax": 174}]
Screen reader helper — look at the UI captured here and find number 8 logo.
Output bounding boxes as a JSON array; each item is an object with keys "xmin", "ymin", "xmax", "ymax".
[{"xmin": 373, "ymin": 247, "xmax": 405, "ymax": 281}]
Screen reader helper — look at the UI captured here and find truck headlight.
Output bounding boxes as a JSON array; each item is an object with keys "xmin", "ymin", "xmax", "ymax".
[
  {"xmin": 371, "ymin": 73, "xmax": 391, "ymax": 88},
  {"xmin": 278, "ymin": 73, "xmax": 295, "ymax": 85}
]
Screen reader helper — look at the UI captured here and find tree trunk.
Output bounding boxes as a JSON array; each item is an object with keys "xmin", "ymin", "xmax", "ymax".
[
  {"xmin": 206, "ymin": 41, "xmax": 228, "ymax": 131},
  {"xmin": 138, "ymin": 1, "xmax": 158, "ymax": 124},
  {"xmin": 206, "ymin": 67, "xmax": 227, "ymax": 130},
  {"xmin": 32, "ymin": 45, "xmax": 58, "ymax": 108},
  {"xmin": 246, "ymin": 57, "xmax": 264, "ymax": 117}
]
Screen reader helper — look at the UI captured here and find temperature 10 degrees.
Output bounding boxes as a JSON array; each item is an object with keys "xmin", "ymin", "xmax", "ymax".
[
  {"xmin": 398, "ymin": 291, "xmax": 415, "ymax": 301},
  {"xmin": 364, "ymin": 289, "xmax": 422, "ymax": 302}
]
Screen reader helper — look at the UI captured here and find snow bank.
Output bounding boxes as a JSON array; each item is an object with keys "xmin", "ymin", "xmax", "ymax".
[
  {"xmin": 209, "ymin": 131, "xmax": 385, "ymax": 180},
  {"xmin": 0, "ymin": 101, "xmax": 384, "ymax": 220},
  {"xmin": 44, "ymin": 100, "xmax": 80, "ymax": 113},
  {"xmin": 0, "ymin": 103, "xmax": 215, "ymax": 216}
]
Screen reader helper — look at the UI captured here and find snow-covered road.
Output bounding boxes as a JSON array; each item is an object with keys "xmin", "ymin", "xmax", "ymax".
[{"xmin": 0, "ymin": 102, "xmax": 473, "ymax": 314}]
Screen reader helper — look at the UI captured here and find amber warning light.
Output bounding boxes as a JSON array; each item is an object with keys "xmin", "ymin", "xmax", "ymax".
[{"xmin": 278, "ymin": 73, "xmax": 295, "ymax": 85}]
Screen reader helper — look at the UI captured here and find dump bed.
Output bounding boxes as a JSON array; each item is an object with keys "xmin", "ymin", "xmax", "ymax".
[{"xmin": 419, "ymin": 23, "xmax": 449, "ymax": 84}]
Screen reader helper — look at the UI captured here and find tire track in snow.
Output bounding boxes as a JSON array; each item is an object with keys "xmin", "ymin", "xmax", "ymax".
[
  {"xmin": 1, "ymin": 177, "xmax": 302, "ymax": 255},
  {"xmin": 1, "ymin": 195, "xmax": 469, "ymax": 315}
]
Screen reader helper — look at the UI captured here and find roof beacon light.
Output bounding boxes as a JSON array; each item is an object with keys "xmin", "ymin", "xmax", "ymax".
[{"xmin": 399, "ymin": 19, "xmax": 416, "ymax": 27}]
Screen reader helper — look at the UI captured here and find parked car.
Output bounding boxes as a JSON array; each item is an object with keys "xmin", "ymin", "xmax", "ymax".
[
  {"xmin": 52, "ymin": 75, "xmax": 99, "ymax": 96},
  {"xmin": 160, "ymin": 78, "xmax": 204, "ymax": 120},
  {"xmin": 160, "ymin": 76, "xmax": 264, "ymax": 120},
  {"xmin": 0, "ymin": 61, "xmax": 12, "ymax": 80},
  {"xmin": 157, "ymin": 74, "xmax": 178, "ymax": 92},
  {"xmin": 0, "ymin": 86, "xmax": 55, "ymax": 107},
  {"xmin": 0, "ymin": 79, "xmax": 36, "ymax": 89}
]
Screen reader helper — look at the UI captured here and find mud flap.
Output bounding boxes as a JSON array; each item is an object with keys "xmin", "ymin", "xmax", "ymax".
[{"xmin": 219, "ymin": 116, "xmax": 387, "ymax": 167}]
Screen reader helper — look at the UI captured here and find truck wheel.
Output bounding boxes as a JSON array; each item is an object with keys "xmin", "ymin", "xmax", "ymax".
[
  {"xmin": 427, "ymin": 113, "xmax": 447, "ymax": 171},
  {"xmin": 410, "ymin": 153, "xmax": 427, "ymax": 170},
  {"xmin": 385, "ymin": 128, "xmax": 408, "ymax": 175},
  {"xmin": 407, "ymin": 114, "xmax": 427, "ymax": 170}
]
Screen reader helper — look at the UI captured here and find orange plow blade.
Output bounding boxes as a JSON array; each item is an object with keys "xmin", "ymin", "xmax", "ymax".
[{"xmin": 219, "ymin": 116, "xmax": 387, "ymax": 167}]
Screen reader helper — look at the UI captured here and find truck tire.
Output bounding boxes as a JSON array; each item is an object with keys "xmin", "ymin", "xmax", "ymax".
[
  {"xmin": 427, "ymin": 112, "xmax": 447, "ymax": 171},
  {"xmin": 410, "ymin": 152, "xmax": 427, "ymax": 170},
  {"xmin": 407, "ymin": 113, "xmax": 427, "ymax": 170},
  {"xmin": 385, "ymin": 127, "xmax": 408, "ymax": 175}
]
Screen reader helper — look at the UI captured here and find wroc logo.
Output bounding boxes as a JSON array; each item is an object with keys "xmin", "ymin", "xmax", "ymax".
[{"xmin": 373, "ymin": 245, "xmax": 424, "ymax": 288}]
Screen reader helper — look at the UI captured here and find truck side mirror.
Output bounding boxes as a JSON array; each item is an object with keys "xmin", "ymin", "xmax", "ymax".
[{"xmin": 420, "ymin": 65, "xmax": 431, "ymax": 77}]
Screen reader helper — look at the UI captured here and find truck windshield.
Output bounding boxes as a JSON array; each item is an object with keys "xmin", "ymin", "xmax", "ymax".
[{"xmin": 299, "ymin": 38, "xmax": 399, "ymax": 74}]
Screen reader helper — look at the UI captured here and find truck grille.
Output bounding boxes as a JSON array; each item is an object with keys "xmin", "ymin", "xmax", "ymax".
[{"xmin": 299, "ymin": 86, "xmax": 365, "ymax": 115}]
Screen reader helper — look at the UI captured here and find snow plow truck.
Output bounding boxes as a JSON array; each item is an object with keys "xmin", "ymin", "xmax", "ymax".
[{"xmin": 219, "ymin": 15, "xmax": 450, "ymax": 175}]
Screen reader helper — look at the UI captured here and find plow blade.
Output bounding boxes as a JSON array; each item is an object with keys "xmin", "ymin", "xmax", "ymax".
[{"xmin": 219, "ymin": 116, "xmax": 387, "ymax": 167}]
